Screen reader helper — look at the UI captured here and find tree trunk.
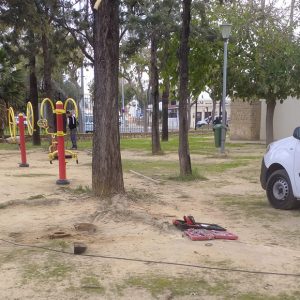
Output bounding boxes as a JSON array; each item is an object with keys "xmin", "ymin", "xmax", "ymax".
[
  {"xmin": 92, "ymin": 0, "xmax": 124, "ymax": 197},
  {"xmin": 29, "ymin": 52, "xmax": 41, "ymax": 146},
  {"xmin": 178, "ymin": 0, "xmax": 192, "ymax": 176},
  {"xmin": 266, "ymin": 100, "xmax": 276, "ymax": 145},
  {"xmin": 0, "ymin": 101, "xmax": 5, "ymax": 139},
  {"xmin": 211, "ymin": 99, "xmax": 216, "ymax": 122},
  {"xmin": 290, "ymin": 0, "xmax": 295, "ymax": 27},
  {"xmin": 150, "ymin": 34, "xmax": 161, "ymax": 154},
  {"xmin": 42, "ymin": 32, "xmax": 54, "ymax": 131},
  {"xmin": 187, "ymin": 95, "xmax": 191, "ymax": 129},
  {"xmin": 210, "ymin": 89, "xmax": 217, "ymax": 123},
  {"xmin": 161, "ymin": 78, "xmax": 169, "ymax": 141}
]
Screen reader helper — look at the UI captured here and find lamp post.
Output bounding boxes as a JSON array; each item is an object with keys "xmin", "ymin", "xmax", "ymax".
[{"xmin": 220, "ymin": 23, "xmax": 231, "ymax": 154}]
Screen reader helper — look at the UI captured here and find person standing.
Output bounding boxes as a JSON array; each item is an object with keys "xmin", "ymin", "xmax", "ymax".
[{"xmin": 66, "ymin": 110, "xmax": 77, "ymax": 149}]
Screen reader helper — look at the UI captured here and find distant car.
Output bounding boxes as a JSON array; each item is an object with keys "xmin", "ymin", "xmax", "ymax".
[
  {"xmin": 196, "ymin": 120, "xmax": 208, "ymax": 128},
  {"xmin": 15, "ymin": 115, "xmax": 27, "ymax": 125},
  {"xmin": 85, "ymin": 115, "xmax": 93, "ymax": 133},
  {"xmin": 205, "ymin": 116, "xmax": 212, "ymax": 124}
]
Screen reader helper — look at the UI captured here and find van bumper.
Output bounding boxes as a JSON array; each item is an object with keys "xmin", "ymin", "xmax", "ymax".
[{"xmin": 260, "ymin": 159, "xmax": 268, "ymax": 190}]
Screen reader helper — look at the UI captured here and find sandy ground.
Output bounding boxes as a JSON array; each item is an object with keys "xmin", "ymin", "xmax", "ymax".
[{"xmin": 0, "ymin": 145, "xmax": 299, "ymax": 300}]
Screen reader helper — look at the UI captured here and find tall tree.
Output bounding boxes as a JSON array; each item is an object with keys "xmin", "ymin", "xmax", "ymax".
[
  {"xmin": 0, "ymin": 1, "xmax": 41, "ymax": 144},
  {"xmin": 178, "ymin": 0, "xmax": 192, "ymax": 176},
  {"xmin": 0, "ymin": 50, "xmax": 24, "ymax": 105},
  {"xmin": 223, "ymin": 1, "xmax": 300, "ymax": 144},
  {"xmin": 150, "ymin": 33, "xmax": 162, "ymax": 154},
  {"xmin": 161, "ymin": 78, "xmax": 170, "ymax": 141},
  {"xmin": 91, "ymin": 0, "xmax": 124, "ymax": 196},
  {"xmin": 0, "ymin": 0, "xmax": 82, "ymax": 143},
  {"xmin": 28, "ymin": 31, "xmax": 41, "ymax": 145}
]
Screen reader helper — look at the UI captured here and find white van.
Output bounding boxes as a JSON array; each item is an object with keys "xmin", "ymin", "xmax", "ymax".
[
  {"xmin": 260, "ymin": 127, "xmax": 300, "ymax": 209},
  {"xmin": 85, "ymin": 115, "xmax": 93, "ymax": 133}
]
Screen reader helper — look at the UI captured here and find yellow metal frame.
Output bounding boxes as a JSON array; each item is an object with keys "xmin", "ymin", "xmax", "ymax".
[
  {"xmin": 37, "ymin": 118, "xmax": 50, "ymax": 135},
  {"xmin": 39, "ymin": 98, "xmax": 55, "ymax": 134},
  {"xmin": 48, "ymin": 149, "xmax": 78, "ymax": 164},
  {"xmin": 40, "ymin": 98, "xmax": 55, "ymax": 119},
  {"xmin": 37, "ymin": 97, "xmax": 79, "ymax": 164},
  {"xmin": 8, "ymin": 107, "xmax": 16, "ymax": 141},
  {"xmin": 64, "ymin": 98, "xmax": 78, "ymax": 118},
  {"xmin": 26, "ymin": 101, "xmax": 34, "ymax": 136}
]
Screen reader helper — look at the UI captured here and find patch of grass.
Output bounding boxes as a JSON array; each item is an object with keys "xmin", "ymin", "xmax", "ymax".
[
  {"xmin": 168, "ymin": 168, "xmax": 208, "ymax": 182},
  {"xmin": 45, "ymin": 240, "xmax": 70, "ymax": 251},
  {"xmin": 80, "ymin": 276, "xmax": 105, "ymax": 294},
  {"xmin": 214, "ymin": 194, "xmax": 282, "ymax": 220},
  {"xmin": 126, "ymin": 188, "xmax": 160, "ymax": 203},
  {"xmin": 200, "ymin": 159, "xmax": 249, "ymax": 174},
  {"xmin": 123, "ymin": 159, "xmax": 178, "ymax": 179},
  {"xmin": 201, "ymin": 258, "xmax": 234, "ymax": 268},
  {"xmin": 123, "ymin": 157, "xmax": 249, "ymax": 182},
  {"xmin": 0, "ymin": 141, "xmax": 49, "ymax": 151},
  {"xmin": 235, "ymin": 155, "xmax": 263, "ymax": 160},
  {"xmin": 27, "ymin": 194, "xmax": 45, "ymax": 200},
  {"xmin": 71, "ymin": 185, "xmax": 92, "ymax": 194},
  {"xmin": 0, "ymin": 248, "xmax": 35, "ymax": 266},
  {"xmin": 237, "ymin": 291, "xmax": 300, "ymax": 300},
  {"xmin": 118, "ymin": 274, "xmax": 300, "ymax": 300},
  {"xmin": 23, "ymin": 260, "xmax": 74, "ymax": 283},
  {"xmin": 119, "ymin": 135, "xmax": 249, "ymax": 155},
  {"xmin": 119, "ymin": 274, "xmax": 230, "ymax": 298}
]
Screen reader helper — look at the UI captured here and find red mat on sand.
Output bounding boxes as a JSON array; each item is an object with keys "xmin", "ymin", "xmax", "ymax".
[{"xmin": 184, "ymin": 229, "xmax": 238, "ymax": 241}]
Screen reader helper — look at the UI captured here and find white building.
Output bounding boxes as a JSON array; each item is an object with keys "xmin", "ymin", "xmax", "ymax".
[
  {"xmin": 190, "ymin": 92, "xmax": 231, "ymax": 128},
  {"xmin": 260, "ymin": 97, "xmax": 300, "ymax": 141}
]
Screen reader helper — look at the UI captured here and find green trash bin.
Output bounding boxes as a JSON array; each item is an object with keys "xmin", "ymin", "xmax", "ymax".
[{"xmin": 213, "ymin": 124, "xmax": 223, "ymax": 148}]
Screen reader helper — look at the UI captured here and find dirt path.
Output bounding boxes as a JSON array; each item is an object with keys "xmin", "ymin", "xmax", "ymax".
[{"xmin": 0, "ymin": 147, "xmax": 299, "ymax": 299}]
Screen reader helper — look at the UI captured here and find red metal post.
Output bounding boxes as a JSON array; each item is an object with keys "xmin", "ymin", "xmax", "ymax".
[
  {"xmin": 55, "ymin": 101, "xmax": 70, "ymax": 185},
  {"xmin": 18, "ymin": 113, "xmax": 29, "ymax": 167}
]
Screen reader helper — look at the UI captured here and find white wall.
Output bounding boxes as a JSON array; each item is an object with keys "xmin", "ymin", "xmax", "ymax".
[{"xmin": 260, "ymin": 97, "xmax": 300, "ymax": 141}]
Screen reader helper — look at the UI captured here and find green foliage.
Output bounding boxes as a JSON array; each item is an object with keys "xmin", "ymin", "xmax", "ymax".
[
  {"xmin": 221, "ymin": 3, "xmax": 300, "ymax": 102},
  {"xmin": 0, "ymin": 0, "xmax": 84, "ymax": 104},
  {"xmin": 0, "ymin": 48, "xmax": 25, "ymax": 107}
]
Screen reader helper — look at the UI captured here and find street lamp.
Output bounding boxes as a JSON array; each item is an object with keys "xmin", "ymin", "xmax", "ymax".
[{"xmin": 220, "ymin": 23, "xmax": 232, "ymax": 154}]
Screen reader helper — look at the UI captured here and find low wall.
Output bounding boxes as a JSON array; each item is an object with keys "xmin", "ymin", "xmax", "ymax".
[{"xmin": 230, "ymin": 100, "xmax": 261, "ymax": 141}]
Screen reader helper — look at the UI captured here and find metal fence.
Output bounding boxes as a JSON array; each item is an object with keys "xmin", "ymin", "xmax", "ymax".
[{"xmin": 80, "ymin": 95, "xmax": 180, "ymax": 135}]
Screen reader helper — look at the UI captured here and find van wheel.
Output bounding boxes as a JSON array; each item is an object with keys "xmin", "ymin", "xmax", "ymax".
[{"xmin": 266, "ymin": 169, "xmax": 298, "ymax": 210}]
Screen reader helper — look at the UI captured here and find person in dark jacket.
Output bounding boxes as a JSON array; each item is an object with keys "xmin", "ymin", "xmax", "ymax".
[
  {"xmin": 66, "ymin": 110, "xmax": 77, "ymax": 149},
  {"xmin": 213, "ymin": 116, "xmax": 221, "ymax": 125}
]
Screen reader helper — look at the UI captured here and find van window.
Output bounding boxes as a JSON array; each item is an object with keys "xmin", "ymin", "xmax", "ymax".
[{"xmin": 85, "ymin": 115, "xmax": 93, "ymax": 123}]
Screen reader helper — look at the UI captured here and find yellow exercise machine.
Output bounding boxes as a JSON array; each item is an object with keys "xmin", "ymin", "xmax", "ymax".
[
  {"xmin": 7, "ymin": 102, "xmax": 34, "ymax": 167},
  {"xmin": 38, "ymin": 98, "xmax": 78, "ymax": 164},
  {"xmin": 8, "ymin": 106, "xmax": 16, "ymax": 141},
  {"xmin": 8, "ymin": 102, "xmax": 34, "ymax": 142}
]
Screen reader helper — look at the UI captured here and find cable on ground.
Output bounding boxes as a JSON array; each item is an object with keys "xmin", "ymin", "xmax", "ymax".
[{"xmin": 0, "ymin": 238, "xmax": 299, "ymax": 277}]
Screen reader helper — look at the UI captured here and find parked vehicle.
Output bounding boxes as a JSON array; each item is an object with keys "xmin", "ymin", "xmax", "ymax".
[
  {"xmin": 260, "ymin": 127, "xmax": 300, "ymax": 209},
  {"xmin": 85, "ymin": 115, "xmax": 93, "ymax": 133},
  {"xmin": 15, "ymin": 115, "xmax": 27, "ymax": 125},
  {"xmin": 196, "ymin": 119, "xmax": 208, "ymax": 128}
]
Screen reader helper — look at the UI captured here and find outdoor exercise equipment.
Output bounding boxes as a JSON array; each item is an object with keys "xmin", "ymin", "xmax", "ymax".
[
  {"xmin": 64, "ymin": 97, "xmax": 79, "ymax": 119},
  {"xmin": 38, "ymin": 98, "xmax": 78, "ymax": 185},
  {"xmin": 26, "ymin": 101, "xmax": 34, "ymax": 136},
  {"xmin": 8, "ymin": 107, "xmax": 16, "ymax": 141},
  {"xmin": 7, "ymin": 102, "xmax": 34, "ymax": 167}
]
